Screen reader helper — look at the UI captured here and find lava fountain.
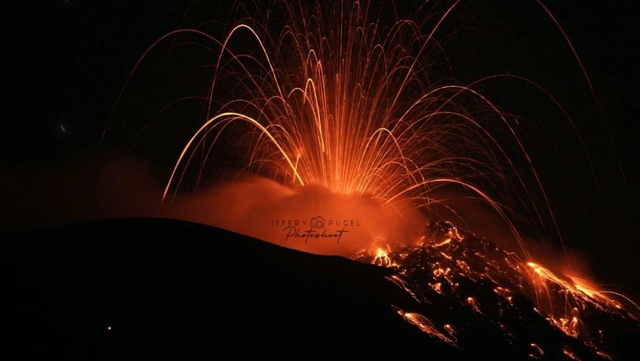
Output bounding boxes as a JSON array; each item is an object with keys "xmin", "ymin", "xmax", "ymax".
[{"xmin": 108, "ymin": 0, "xmax": 554, "ymax": 256}]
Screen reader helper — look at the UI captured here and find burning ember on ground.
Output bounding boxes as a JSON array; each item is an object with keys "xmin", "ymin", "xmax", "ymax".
[{"xmin": 356, "ymin": 221, "xmax": 640, "ymax": 359}]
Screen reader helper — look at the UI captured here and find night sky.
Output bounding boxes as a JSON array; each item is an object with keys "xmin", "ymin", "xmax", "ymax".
[{"xmin": 3, "ymin": 1, "xmax": 638, "ymax": 290}]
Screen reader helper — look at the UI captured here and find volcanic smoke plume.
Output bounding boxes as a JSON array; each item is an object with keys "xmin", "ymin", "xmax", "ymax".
[{"xmin": 165, "ymin": 174, "xmax": 426, "ymax": 255}]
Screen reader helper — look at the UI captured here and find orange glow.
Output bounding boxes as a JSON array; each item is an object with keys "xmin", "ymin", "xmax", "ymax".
[
  {"xmin": 433, "ymin": 238, "xmax": 452, "ymax": 247},
  {"xmin": 139, "ymin": 0, "xmax": 575, "ymax": 259},
  {"xmin": 529, "ymin": 343, "xmax": 544, "ymax": 358},
  {"xmin": 524, "ymin": 261, "xmax": 637, "ymax": 340},
  {"xmin": 396, "ymin": 308, "xmax": 457, "ymax": 346},
  {"xmin": 357, "ymin": 225, "xmax": 639, "ymax": 352},
  {"xmin": 466, "ymin": 297, "xmax": 481, "ymax": 314},
  {"xmin": 563, "ymin": 348, "xmax": 580, "ymax": 361},
  {"xmin": 373, "ymin": 248, "xmax": 394, "ymax": 268}
]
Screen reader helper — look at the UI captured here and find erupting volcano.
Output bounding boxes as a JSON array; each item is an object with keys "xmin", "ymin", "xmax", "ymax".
[
  {"xmin": 102, "ymin": 0, "xmax": 640, "ymax": 357},
  {"xmin": 6, "ymin": 0, "xmax": 638, "ymax": 359}
]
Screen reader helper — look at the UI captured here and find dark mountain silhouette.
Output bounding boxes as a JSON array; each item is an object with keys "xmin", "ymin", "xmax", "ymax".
[
  {"xmin": 5, "ymin": 219, "xmax": 458, "ymax": 359},
  {"xmin": 5, "ymin": 218, "xmax": 638, "ymax": 359}
]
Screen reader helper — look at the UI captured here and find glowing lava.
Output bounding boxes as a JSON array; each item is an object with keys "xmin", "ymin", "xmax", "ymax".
[{"xmin": 356, "ymin": 221, "xmax": 640, "ymax": 359}]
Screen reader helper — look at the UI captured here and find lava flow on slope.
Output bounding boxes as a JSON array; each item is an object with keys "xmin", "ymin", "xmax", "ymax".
[{"xmin": 355, "ymin": 221, "xmax": 640, "ymax": 360}]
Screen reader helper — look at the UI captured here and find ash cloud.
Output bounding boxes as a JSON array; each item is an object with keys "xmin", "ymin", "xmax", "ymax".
[
  {"xmin": 0, "ymin": 156, "xmax": 598, "ymax": 274},
  {"xmin": 1, "ymin": 158, "xmax": 426, "ymax": 255},
  {"xmin": 163, "ymin": 175, "xmax": 426, "ymax": 255}
]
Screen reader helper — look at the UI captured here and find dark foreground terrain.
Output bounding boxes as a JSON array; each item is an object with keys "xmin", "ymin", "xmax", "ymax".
[
  {"xmin": 5, "ymin": 218, "xmax": 639, "ymax": 359},
  {"xmin": 5, "ymin": 218, "xmax": 457, "ymax": 359}
]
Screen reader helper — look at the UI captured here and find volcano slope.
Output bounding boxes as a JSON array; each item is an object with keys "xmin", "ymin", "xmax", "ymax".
[{"xmin": 4, "ymin": 218, "xmax": 638, "ymax": 359}]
